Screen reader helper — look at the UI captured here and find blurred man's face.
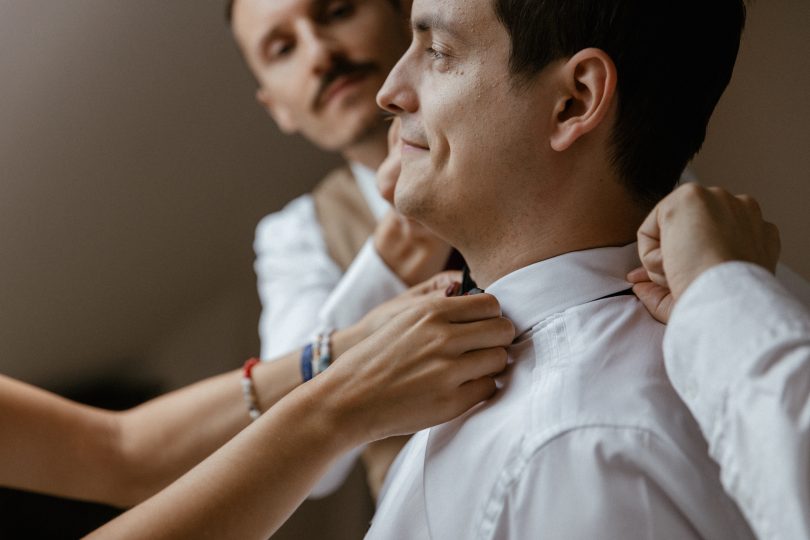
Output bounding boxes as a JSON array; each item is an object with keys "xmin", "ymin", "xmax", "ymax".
[
  {"xmin": 376, "ymin": 0, "xmax": 553, "ymax": 241},
  {"xmin": 232, "ymin": 0, "xmax": 410, "ymax": 152}
]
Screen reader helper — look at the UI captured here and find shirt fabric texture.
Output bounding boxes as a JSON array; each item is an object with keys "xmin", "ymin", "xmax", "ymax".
[
  {"xmin": 367, "ymin": 244, "xmax": 755, "ymax": 540},
  {"xmin": 665, "ymin": 262, "xmax": 810, "ymax": 540}
]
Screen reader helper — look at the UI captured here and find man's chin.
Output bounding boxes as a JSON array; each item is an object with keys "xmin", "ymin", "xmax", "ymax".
[
  {"xmin": 393, "ymin": 180, "xmax": 433, "ymax": 223},
  {"xmin": 311, "ymin": 106, "xmax": 387, "ymax": 152}
]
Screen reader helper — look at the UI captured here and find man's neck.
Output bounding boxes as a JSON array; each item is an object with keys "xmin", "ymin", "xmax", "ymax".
[{"xmin": 462, "ymin": 180, "xmax": 648, "ymax": 289}]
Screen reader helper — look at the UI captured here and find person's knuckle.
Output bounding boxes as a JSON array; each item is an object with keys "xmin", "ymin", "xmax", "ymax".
[
  {"xmin": 479, "ymin": 293, "xmax": 501, "ymax": 315},
  {"xmin": 678, "ymin": 182, "xmax": 704, "ymax": 201},
  {"xmin": 500, "ymin": 318, "xmax": 516, "ymax": 340},
  {"xmin": 418, "ymin": 296, "xmax": 445, "ymax": 318},
  {"xmin": 737, "ymin": 193, "xmax": 761, "ymax": 212}
]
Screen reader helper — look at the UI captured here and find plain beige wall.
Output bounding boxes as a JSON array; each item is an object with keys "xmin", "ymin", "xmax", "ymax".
[
  {"xmin": 0, "ymin": 0, "xmax": 807, "ymax": 537},
  {"xmin": 693, "ymin": 0, "xmax": 810, "ymax": 279}
]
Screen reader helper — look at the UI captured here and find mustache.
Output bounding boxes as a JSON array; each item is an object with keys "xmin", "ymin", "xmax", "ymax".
[{"xmin": 312, "ymin": 57, "xmax": 379, "ymax": 111}]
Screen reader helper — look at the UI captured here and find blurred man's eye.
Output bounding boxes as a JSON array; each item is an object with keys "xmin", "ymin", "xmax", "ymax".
[
  {"xmin": 326, "ymin": 1, "xmax": 355, "ymax": 22},
  {"xmin": 269, "ymin": 40, "xmax": 295, "ymax": 60}
]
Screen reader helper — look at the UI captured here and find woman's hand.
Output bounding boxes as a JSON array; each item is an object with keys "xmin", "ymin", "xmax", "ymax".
[
  {"xmin": 319, "ymin": 292, "xmax": 514, "ymax": 446},
  {"xmin": 358, "ymin": 271, "xmax": 462, "ymax": 337},
  {"xmin": 629, "ymin": 184, "xmax": 781, "ymax": 323}
]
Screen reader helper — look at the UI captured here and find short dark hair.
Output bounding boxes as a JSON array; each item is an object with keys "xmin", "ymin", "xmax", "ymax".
[
  {"xmin": 225, "ymin": 0, "xmax": 401, "ymax": 24},
  {"xmin": 494, "ymin": 0, "xmax": 746, "ymax": 205}
]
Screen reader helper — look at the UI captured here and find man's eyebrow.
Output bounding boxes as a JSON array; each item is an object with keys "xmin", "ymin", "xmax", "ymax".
[{"xmin": 412, "ymin": 14, "xmax": 466, "ymax": 42}]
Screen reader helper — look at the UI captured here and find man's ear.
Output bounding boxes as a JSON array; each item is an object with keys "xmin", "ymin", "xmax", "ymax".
[
  {"xmin": 255, "ymin": 87, "xmax": 299, "ymax": 134},
  {"xmin": 549, "ymin": 48, "xmax": 617, "ymax": 152}
]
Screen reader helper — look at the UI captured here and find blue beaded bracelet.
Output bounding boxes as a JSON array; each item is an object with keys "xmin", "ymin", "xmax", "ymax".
[{"xmin": 301, "ymin": 343, "xmax": 314, "ymax": 382}]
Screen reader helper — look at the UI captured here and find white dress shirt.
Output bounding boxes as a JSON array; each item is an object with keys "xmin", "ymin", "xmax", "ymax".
[
  {"xmin": 665, "ymin": 262, "xmax": 810, "ymax": 540},
  {"xmin": 253, "ymin": 163, "xmax": 406, "ymax": 497},
  {"xmin": 367, "ymin": 245, "xmax": 754, "ymax": 540}
]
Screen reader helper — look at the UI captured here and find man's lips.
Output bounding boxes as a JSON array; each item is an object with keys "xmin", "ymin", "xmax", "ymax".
[
  {"xmin": 401, "ymin": 137, "xmax": 429, "ymax": 151},
  {"xmin": 318, "ymin": 72, "xmax": 369, "ymax": 108}
]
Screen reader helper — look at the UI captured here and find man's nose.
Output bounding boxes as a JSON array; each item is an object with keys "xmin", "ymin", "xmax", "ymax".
[
  {"xmin": 377, "ymin": 57, "xmax": 417, "ymax": 114},
  {"xmin": 298, "ymin": 23, "xmax": 340, "ymax": 76}
]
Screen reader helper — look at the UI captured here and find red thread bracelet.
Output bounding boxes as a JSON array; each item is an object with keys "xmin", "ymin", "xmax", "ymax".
[{"xmin": 241, "ymin": 358, "xmax": 262, "ymax": 421}]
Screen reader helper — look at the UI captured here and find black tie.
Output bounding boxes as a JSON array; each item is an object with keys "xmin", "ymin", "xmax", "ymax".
[{"xmin": 460, "ymin": 265, "xmax": 485, "ymax": 296}]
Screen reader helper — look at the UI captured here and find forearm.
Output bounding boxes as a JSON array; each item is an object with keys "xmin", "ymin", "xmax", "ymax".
[
  {"xmin": 87, "ymin": 379, "xmax": 356, "ymax": 540},
  {"xmin": 89, "ymin": 292, "xmax": 513, "ymax": 538},
  {"xmin": 0, "ymin": 375, "xmax": 121, "ymax": 502},
  {"xmin": 111, "ymin": 325, "xmax": 366, "ymax": 506}
]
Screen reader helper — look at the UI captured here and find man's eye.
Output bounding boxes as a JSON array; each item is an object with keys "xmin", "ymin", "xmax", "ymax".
[
  {"xmin": 426, "ymin": 47, "xmax": 447, "ymax": 61},
  {"xmin": 327, "ymin": 1, "xmax": 355, "ymax": 21},
  {"xmin": 269, "ymin": 41, "xmax": 294, "ymax": 59}
]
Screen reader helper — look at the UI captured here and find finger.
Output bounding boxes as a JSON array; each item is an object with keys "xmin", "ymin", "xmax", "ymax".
[
  {"xmin": 640, "ymin": 248, "xmax": 667, "ymax": 286},
  {"xmin": 378, "ymin": 174, "xmax": 397, "ymax": 205},
  {"xmin": 447, "ymin": 317, "xmax": 515, "ymax": 354},
  {"xmin": 736, "ymin": 194, "xmax": 763, "ymax": 220},
  {"xmin": 441, "ymin": 293, "xmax": 504, "ymax": 323},
  {"xmin": 452, "ymin": 376, "xmax": 498, "ymax": 411},
  {"xmin": 410, "ymin": 271, "xmax": 463, "ymax": 297},
  {"xmin": 706, "ymin": 186, "xmax": 733, "ymax": 200},
  {"xmin": 632, "ymin": 282, "xmax": 674, "ymax": 324},
  {"xmin": 453, "ymin": 347, "xmax": 509, "ymax": 384},
  {"xmin": 637, "ymin": 204, "xmax": 663, "ymax": 269},
  {"xmin": 626, "ymin": 267, "xmax": 650, "ymax": 284}
]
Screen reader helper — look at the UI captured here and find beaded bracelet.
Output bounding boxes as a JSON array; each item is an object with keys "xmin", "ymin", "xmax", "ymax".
[
  {"xmin": 301, "ymin": 343, "xmax": 314, "ymax": 382},
  {"xmin": 316, "ymin": 330, "xmax": 334, "ymax": 375},
  {"xmin": 241, "ymin": 358, "xmax": 262, "ymax": 421}
]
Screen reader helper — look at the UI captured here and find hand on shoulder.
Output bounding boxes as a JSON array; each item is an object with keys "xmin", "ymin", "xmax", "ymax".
[{"xmin": 629, "ymin": 183, "xmax": 781, "ymax": 323}]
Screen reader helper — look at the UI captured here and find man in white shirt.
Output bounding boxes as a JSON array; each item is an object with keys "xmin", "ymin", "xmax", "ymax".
[
  {"xmin": 370, "ymin": 0, "xmax": 756, "ymax": 537},
  {"xmin": 228, "ymin": 0, "xmax": 447, "ymax": 497},
  {"xmin": 629, "ymin": 183, "xmax": 810, "ymax": 540}
]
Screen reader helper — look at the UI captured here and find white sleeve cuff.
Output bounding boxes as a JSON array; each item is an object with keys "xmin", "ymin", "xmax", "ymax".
[{"xmin": 318, "ymin": 239, "xmax": 408, "ymax": 331}]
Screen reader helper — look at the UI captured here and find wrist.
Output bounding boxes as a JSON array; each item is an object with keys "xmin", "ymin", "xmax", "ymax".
[
  {"xmin": 374, "ymin": 235, "xmax": 408, "ymax": 283},
  {"xmin": 671, "ymin": 254, "xmax": 729, "ymax": 300},
  {"xmin": 305, "ymin": 372, "xmax": 367, "ymax": 451},
  {"xmin": 333, "ymin": 323, "xmax": 370, "ymax": 359}
]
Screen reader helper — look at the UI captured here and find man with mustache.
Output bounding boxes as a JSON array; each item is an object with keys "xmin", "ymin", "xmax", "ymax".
[
  {"xmin": 368, "ymin": 0, "xmax": 759, "ymax": 537},
  {"xmin": 227, "ymin": 0, "xmax": 444, "ymax": 499}
]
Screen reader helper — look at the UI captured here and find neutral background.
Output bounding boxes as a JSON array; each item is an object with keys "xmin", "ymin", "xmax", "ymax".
[{"xmin": 0, "ymin": 0, "xmax": 807, "ymax": 537}]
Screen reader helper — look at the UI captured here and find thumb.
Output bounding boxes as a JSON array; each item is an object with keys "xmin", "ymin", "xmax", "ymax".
[{"xmin": 632, "ymin": 282, "xmax": 674, "ymax": 324}]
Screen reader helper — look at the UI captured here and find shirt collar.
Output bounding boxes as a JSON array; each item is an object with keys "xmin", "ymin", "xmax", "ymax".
[
  {"xmin": 349, "ymin": 162, "xmax": 391, "ymax": 222},
  {"xmin": 487, "ymin": 244, "xmax": 640, "ymax": 337}
]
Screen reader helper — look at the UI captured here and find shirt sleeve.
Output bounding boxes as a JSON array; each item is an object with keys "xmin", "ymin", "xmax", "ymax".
[
  {"xmin": 317, "ymin": 238, "xmax": 408, "ymax": 331},
  {"xmin": 776, "ymin": 262, "xmax": 810, "ymax": 310},
  {"xmin": 254, "ymin": 195, "xmax": 342, "ymax": 361},
  {"xmin": 664, "ymin": 261, "xmax": 810, "ymax": 540},
  {"xmin": 480, "ymin": 427, "xmax": 754, "ymax": 540}
]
